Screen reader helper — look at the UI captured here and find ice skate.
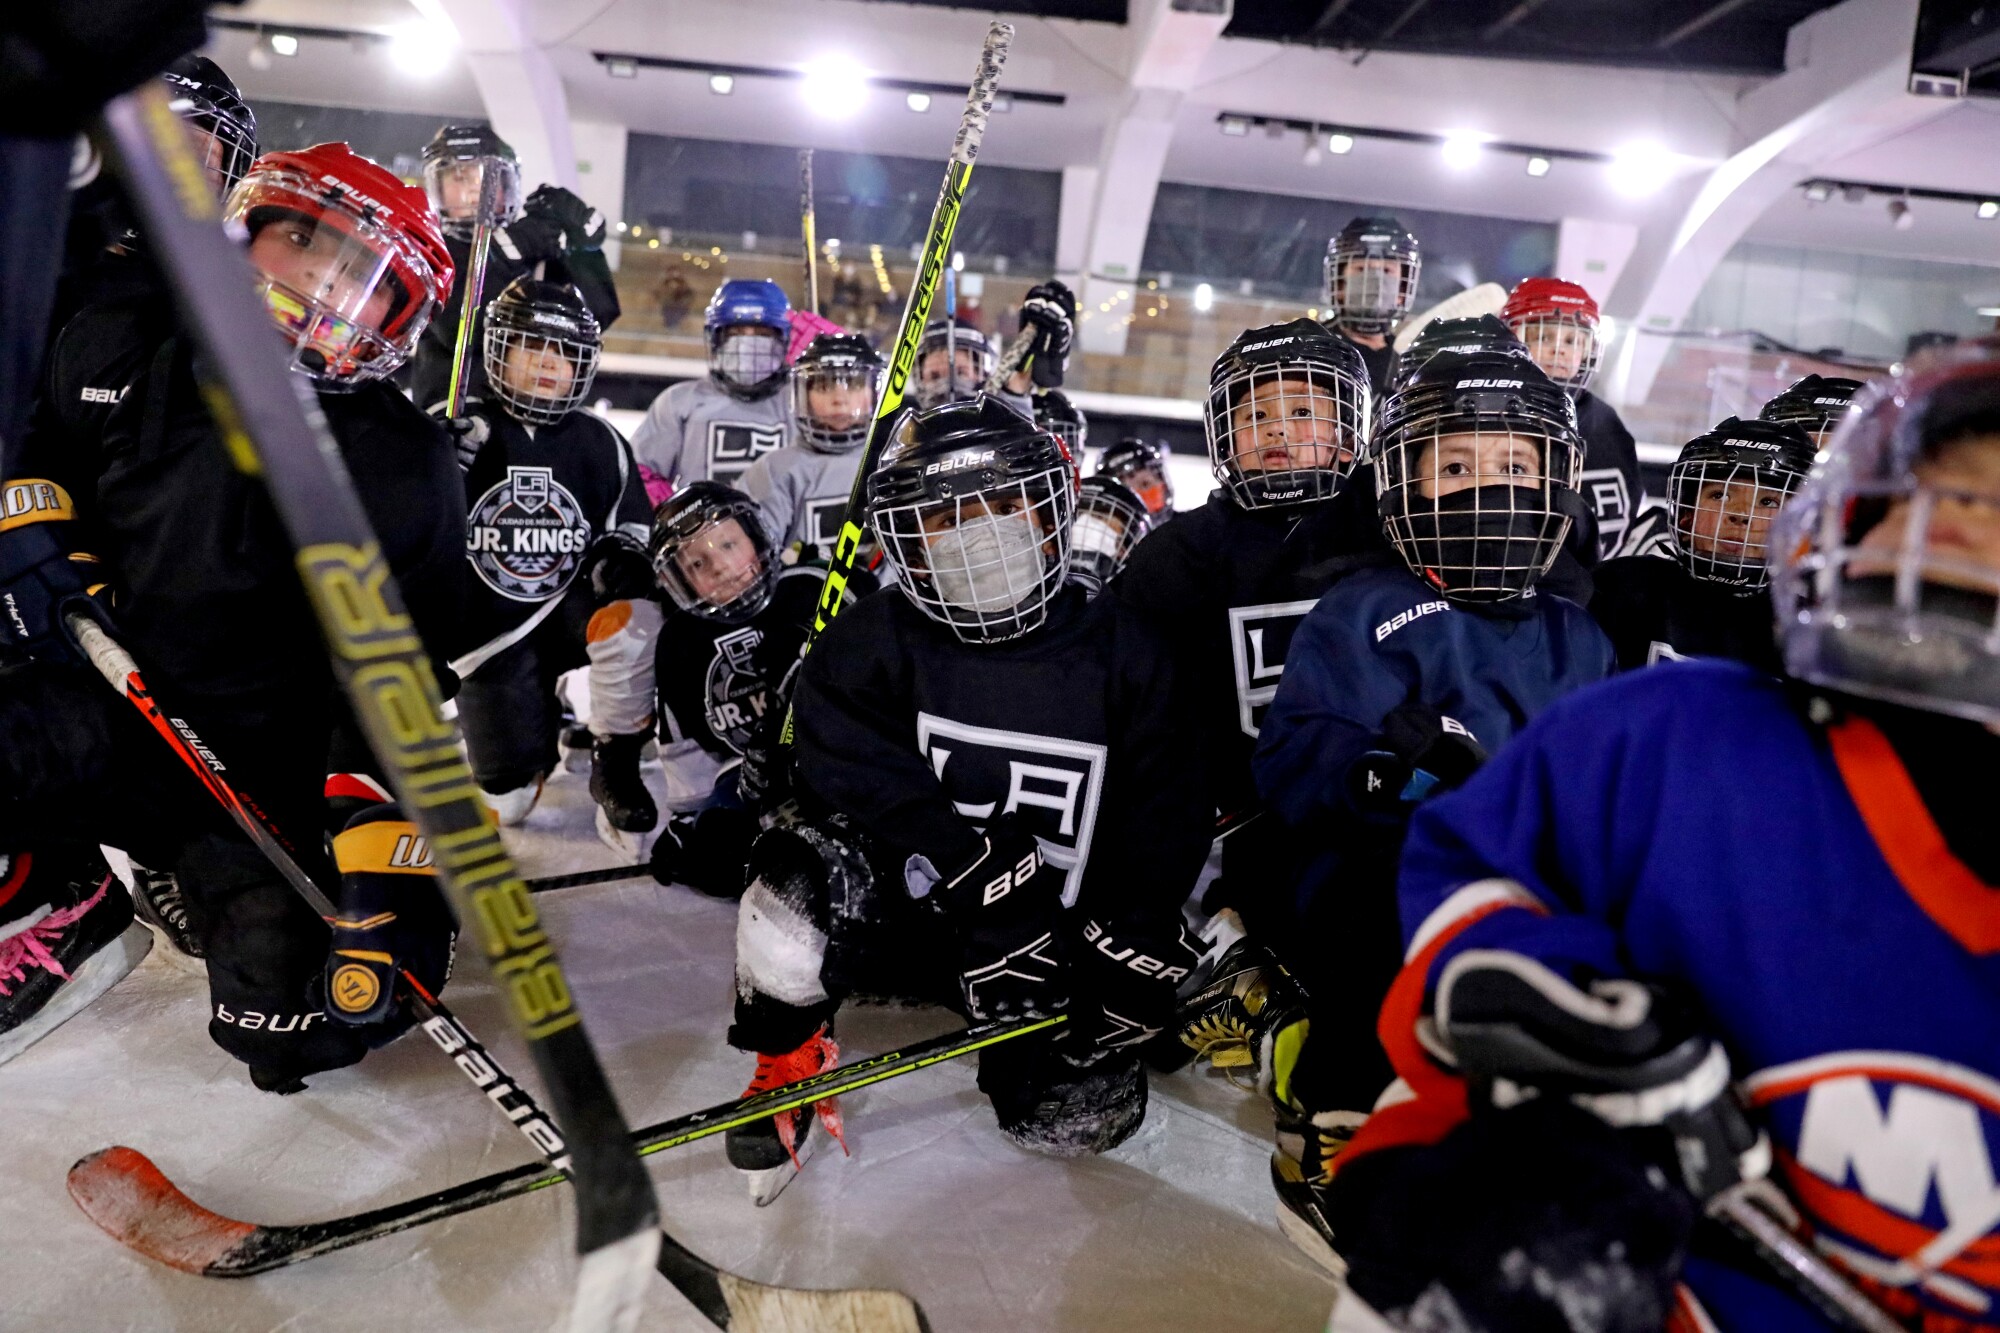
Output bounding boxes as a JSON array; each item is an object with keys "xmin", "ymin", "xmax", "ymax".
[
  {"xmin": 481, "ymin": 776, "xmax": 544, "ymax": 827},
  {"xmin": 589, "ymin": 731, "xmax": 658, "ymax": 833},
  {"xmin": 0, "ymin": 853, "xmax": 154, "ymax": 1067},
  {"xmin": 1154, "ymin": 934, "xmax": 1307, "ymax": 1093},
  {"xmin": 559, "ymin": 722, "xmax": 594, "ymax": 775},
  {"xmin": 125, "ymin": 862, "xmax": 204, "ymax": 975},
  {"xmin": 725, "ymin": 1025, "xmax": 845, "ymax": 1206},
  {"xmin": 1270, "ymin": 1104, "xmax": 1364, "ymax": 1277}
]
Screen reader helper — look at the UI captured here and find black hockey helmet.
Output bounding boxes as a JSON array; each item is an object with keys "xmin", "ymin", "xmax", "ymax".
[
  {"xmin": 1665, "ymin": 417, "xmax": 1815, "ymax": 593},
  {"xmin": 1393, "ymin": 314, "xmax": 1531, "ymax": 392},
  {"xmin": 1204, "ymin": 318, "xmax": 1372, "ymax": 511},
  {"xmin": 1096, "ymin": 437, "xmax": 1174, "ymax": 516},
  {"xmin": 914, "ymin": 318, "xmax": 996, "ymax": 409},
  {"xmin": 420, "ymin": 123, "xmax": 523, "ymax": 239},
  {"xmin": 1374, "ymin": 350, "xmax": 1584, "ymax": 605},
  {"xmin": 868, "ymin": 395, "xmax": 1077, "ymax": 643},
  {"xmin": 482, "ymin": 278, "xmax": 601, "ymax": 425},
  {"xmin": 162, "ymin": 55, "xmax": 258, "ymax": 197},
  {"xmin": 790, "ymin": 333, "xmax": 885, "ymax": 454},
  {"xmin": 650, "ymin": 481, "xmax": 780, "ymax": 624},
  {"xmin": 1772, "ymin": 344, "xmax": 2000, "ymax": 724},
  {"xmin": 1758, "ymin": 374, "xmax": 1865, "ymax": 452},
  {"xmin": 1325, "ymin": 215, "xmax": 1422, "ymax": 334},
  {"xmin": 1071, "ymin": 475, "xmax": 1153, "ymax": 595},
  {"xmin": 1034, "ymin": 388, "xmax": 1087, "ymax": 454}
]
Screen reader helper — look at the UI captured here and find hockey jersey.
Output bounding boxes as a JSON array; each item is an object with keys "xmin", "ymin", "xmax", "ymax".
[
  {"xmin": 1590, "ymin": 554, "xmax": 1781, "ymax": 674},
  {"xmin": 1332, "ymin": 326, "xmax": 1397, "ymax": 401},
  {"xmin": 738, "ymin": 444, "xmax": 859, "ymax": 561},
  {"xmin": 454, "ymin": 402, "xmax": 650, "ymax": 677},
  {"xmin": 1575, "ymin": 389, "xmax": 1670, "ymax": 560},
  {"xmin": 791, "ymin": 584, "xmax": 1211, "ymax": 918},
  {"xmin": 1361, "ymin": 662, "xmax": 2000, "ymax": 1332},
  {"xmin": 628, "ymin": 376, "xmax": 791, "ymax": 491}
]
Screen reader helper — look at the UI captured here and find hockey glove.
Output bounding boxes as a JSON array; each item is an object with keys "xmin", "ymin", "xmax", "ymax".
[
  {"xmin": 1017, "ymin": 280, "xmax": 1077, "ymax": 390},
  {"xmin": 0, "ymin": 486, "xmax": 114, "ymax": 666},
  {"xmin": 648, "ymin": 807, "xmax": 759, "ymax": 898},
  {"xmin": 516, "ymin": 184, "xmax": 607, "ymax": 257},
  {"xmin": 436, "ymin": 413, "xmax": 489, "ymax": 472},
  {"xmin": 1436, "ymin": 950, "xmax": 1763, "ymax": 1202},
  {"xmin": 585, "ymin": 531, "xmax": 655, "ymax": 603},
  {"xmin": 322, "ymin": 804, "xmax": 457, "ymax": 1045},
  {"xmin": 1066, "ymin": 912, "xmax": 1200, "ymax": 1058},
  {"xmin": 914, "ymin": 818, "xmax": 1070, "ymax": 1022},
  {"xmin": 1347, "ymin": 704, "xmax": 1487, "ymax": 813}
]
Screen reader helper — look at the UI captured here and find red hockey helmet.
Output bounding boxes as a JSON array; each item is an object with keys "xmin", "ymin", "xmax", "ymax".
[
  {"xmin": 1501, "ymin": 277, "xmax": 1601, "ymax": 395},
  {"xmin": 225, "ymin": 143, "xmax": 454, "ymax": 387}
]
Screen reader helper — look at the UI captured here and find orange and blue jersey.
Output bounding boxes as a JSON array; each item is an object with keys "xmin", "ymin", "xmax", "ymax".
[{"xmin": 1355, "ymin": 660, "xmax": 2000, "ymax": 1332}]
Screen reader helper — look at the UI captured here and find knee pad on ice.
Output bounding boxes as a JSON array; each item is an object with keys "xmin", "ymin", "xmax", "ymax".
[
  {"xmin": 736, "ymin": 825, "xmax": 834, "ymax": 1010},
  {"xmin": 585, "ymin": 598, "xmax": 662, "ymax": 738}
]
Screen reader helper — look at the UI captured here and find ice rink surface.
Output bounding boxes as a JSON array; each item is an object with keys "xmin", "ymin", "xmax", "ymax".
[{"xmin": 5, "ymin": 760, "xmax": 1337, "ymax": 1331}]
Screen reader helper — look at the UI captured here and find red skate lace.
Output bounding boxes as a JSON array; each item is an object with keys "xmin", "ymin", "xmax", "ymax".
[
  {"xmin": 0, "ymin": 875, "xmax": 111, "ymax": 997},
  {"xmin": 744, "ymin": 1030, "xmax": 849, "ymax": 1166}
]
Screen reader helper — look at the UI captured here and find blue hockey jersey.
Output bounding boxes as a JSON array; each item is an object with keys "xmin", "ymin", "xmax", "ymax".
[{"xmin": 1358, "ymin": 661, "xmax": 2000, "ymax": 1332}]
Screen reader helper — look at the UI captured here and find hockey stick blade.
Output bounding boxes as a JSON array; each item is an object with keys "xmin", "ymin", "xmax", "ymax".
[{"xmin": 67, "ymin": 1016, "xmax": 1062, "ymax": 1278}]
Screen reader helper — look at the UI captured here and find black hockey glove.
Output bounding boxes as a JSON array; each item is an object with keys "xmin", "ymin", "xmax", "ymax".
[
  {"xmin": 1436, "ymin": 950, "xmax": 1763, "ymax": 1202},
  {"xmin": 585, "ymin": 532, "xmax": 655, "ymax": 602},
  {"xmin": 321, "ymin": 804, "xmax": 457, "ymax": 1044},
  {"xmin": 514, "ymin": 184, "xmax": 607, "ymax": 257},
  {"xmin": 648, "ymin": 807, "xmax": 759, "ymax": 898},
  {"xmin": 436, "ymin": 413, "xmax": 489, "ymax": 472},
  {"xmin": 1017, "ymin": 280, "xmax": 1077, "ymax": 389},
  {"xmin": 916, "ymin": 818, "xmax": 1070, "ymax": 1022},
  {"xmin": 1347, "ymin": 704, "xmax": 1487, "ymax": 813},
  {"xmin": 1065, "ymin": 912, "xmax": 1200, "ymax": 1058},
  {"xmin": 0, "ymin": 514, "xmax": 115, "ymax": 667}
]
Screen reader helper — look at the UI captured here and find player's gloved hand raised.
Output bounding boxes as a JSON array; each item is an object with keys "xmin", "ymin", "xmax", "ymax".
[
  {"xmin": 914, "ymin": 817, "xmax": 1070, "ymax": 1022},
  {"xmin": 513, "ymin": 185, "xmax": 607, "ymax": 258},
  {"xmin": 434, "ymin": 412, "xmax": 489, "ymax": 472},
  {"xmin": 585, "ymin": 532, "xmax": 655, "ymax": 602},
  {"xmin": 1347, "ymin": 704, "xmax": 1487, "ymax": 813},
  {"xmin": 320, "ymin": 804, "xmax": 457, "ymax": 1045},
  {"xmin": 1017, "ymin": 280, "xmax": 1077, "ymax": 390}
]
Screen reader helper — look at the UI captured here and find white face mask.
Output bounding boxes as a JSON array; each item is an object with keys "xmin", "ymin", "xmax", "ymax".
[
  {"xmin": 927, "ymin": 511, "xmax": 1046, "ymax": 613},
  {"xmin": 716, "ymin": 329, "xmax": 783, "ymax": 386},
  {"xmin": 1071, "ymin": 512, "xmax": 1125, "ymax": 560}
]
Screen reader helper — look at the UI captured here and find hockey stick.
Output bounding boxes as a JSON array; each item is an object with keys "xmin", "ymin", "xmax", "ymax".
[
  {"xmin": 444, "ymin": 167, "xmax": 502, "ymax": 417},
  {"xmin": 784, "ymin": 21, "xmax": 1014, "ymax": 735},
  {"xmin": 95, "ymin": 85, "xmax": 927, "ymax": 1333},
  {"xmin": 798, "ymin": 149, "xmax": 820, "ymax": 318},
  {"xmin": 68, "ymin": 1014, "xmax": 1064, "ymax": 1277}
]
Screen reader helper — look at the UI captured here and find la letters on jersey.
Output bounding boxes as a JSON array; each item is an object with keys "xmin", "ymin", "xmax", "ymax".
[
  {"xmin": 707, "ymin": 421, "xmax": 786, "ymax": 486},
  {"xmin": 916, "ymin": 713, "xmax": 1107, "ymax": 908},
  {"xmin": 1743, "ymin": 1052, "xmax": 2000, "ymax": 1323},
  {"xmin": 1228, "ymin": 600, "xmax": 1321, "ymax": 738},
  {"xmin": 1583, "ymin": 466, "xmax": 1631, "ymax": 559}
]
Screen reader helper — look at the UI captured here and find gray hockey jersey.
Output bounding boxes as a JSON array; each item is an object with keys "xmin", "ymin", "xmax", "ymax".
[
  {"xmin": 628, "ymin": 376, "xmax": 791, "ymax": 490},
  {"xmin": 738, "ymin": 444, "xmax": 861, "ymax": 560}
]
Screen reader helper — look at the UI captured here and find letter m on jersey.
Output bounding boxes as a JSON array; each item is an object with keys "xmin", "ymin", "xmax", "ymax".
[{"xmin": 916, "ymin": 714, "xmax": 1106, "ymax": 910}]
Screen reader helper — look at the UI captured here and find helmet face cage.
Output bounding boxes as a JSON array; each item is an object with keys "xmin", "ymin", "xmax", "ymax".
[
  {"xmin": 1205, "ymin": 357, "xmax": 1372, "ymax": 510},
  {"xmin": 1667, "ymin": 454, "xmax": 1806, "ymax": 591},
  {"xmin": 914, "ymin": 325, "xmax": 996, "ymax": 409},
  {"xmin": 422, "ymin": 152, "xmax": 523, "ymax": 241},
  {"xmin": 1508, "ymin": 310, "xmax": 1600, "ymax": 395},
  {"xmin": 651, "ymin": 500, "xmax": 780, "ymax": 624},
  {"xmin": 1771, "ymin": 358, "xmax": 2000, "ymax": 724},
  {"xmin": 1071, "ymin": 478, "xmax": 1151, "ymax": 590},
  {"xmin": 791, "ymin": 358, "xmax": 883, "ymax": 453},
  {"xmin": 1035, "ymin": 394, "xmax": 1087, "ymax": 454},
  {"xmin": 161, "ymin": 70, "xmax": 257, "ymax": 198},
  {"xmin": 1375, "ymin": 389, "xmax": 1585, "ymax": 603},
  {"xmin": 871, "ymin": 463, "xmax": 1076, "ymax": 644},
  {"xmin": 231, "ymin": 167, "xmax": 443, "ymax": 388},
  {"xmin": 484, "ymin": 323, "xmax": 600, "ymax": 424},
  {"xmin": 1099, "ymin": 443, "xmax": 1174, "ymax": 516},
  {"xmin": 1325, "ymin": 231, "xmax": 1421, "ymax": 334}
]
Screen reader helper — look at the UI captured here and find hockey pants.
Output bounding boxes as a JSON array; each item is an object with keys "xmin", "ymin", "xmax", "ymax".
[{"xmin": 459, "ymin": 591, "xmax": 595, "ymax": 794}]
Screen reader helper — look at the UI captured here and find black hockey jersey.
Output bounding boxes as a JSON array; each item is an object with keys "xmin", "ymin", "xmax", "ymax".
[
  {"xmin": 455, "ymin": 401, "xmax": 649, "ymax": 671},
  {"xmin": 1589, "ymin": 554, "xmax": 1781, "ymax": 674},
  {"xmin": 1334, "ymin": 327, "xmax": 1397, "ymax": 401},
  {"xmin": 791, "ymin": 584, "xmax": 1211, "ymax": 917},
  {"xmin": 1574, "ymin": 389, "xmax": 1649, "ymax": 561}
]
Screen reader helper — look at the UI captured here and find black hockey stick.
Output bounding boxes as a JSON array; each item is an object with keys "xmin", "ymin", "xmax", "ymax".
[
  {"xmin": 68, "ymin": 1013, "xmax": 1064, "ymax": 1277},
  {"xmin": 781, "ymin": 21, "xmax": 1014, "ymax": 747},
  {"xmin": 95, "ymin": 85, "xmax": 926, "ymax": 1333}
]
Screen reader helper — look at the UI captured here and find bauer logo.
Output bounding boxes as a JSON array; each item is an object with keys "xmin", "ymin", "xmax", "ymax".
[
  {"xmin": 1457, "ymin": 378, "xmax": 1524, "ymax": 389},
  {"xmin": 1723, "ymin": 439, "xmax": 1784, "ymax": 451},
  {"xmin": 1743, "ymin": 1052, "xmax": 2000, "ymax": 1317},
  {"xmin": 707, "ymin": 421, "xmax": 786, "ymax": 486},
  {"xmin": 1237, "ymin": 337, "xmax": 1298, "ymax": 354},
  {"xmin": 1228, "ymin": 599, "xmax": 1321, "ymax": 738},
  {"xmin": 916, "ymin": 713, "xmax": 1107, "ymax": 909},
  {"xmin": 466, "ymin": 466, "xmax": 593, "ymax": 602},
  {"xmin": 1375, "ymin": 599, "xmax": 1451, "ymax": 642},
  {"xmin": 924, "ymin": 450, "xmax": 996, "ymax": 476},
  {"xmin": 79, "ymin": 385, "xmax": 128, "ymax": 405}
]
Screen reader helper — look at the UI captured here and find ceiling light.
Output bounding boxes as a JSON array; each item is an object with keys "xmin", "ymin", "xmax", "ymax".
[
  {"xmin": 906, "ymin": 91, "xmax": 931, "ymax": 112},
  {"xmin": 800, "ymin": 55, "xmax": 869, "ymax": 119},
  {"xmin": 1888, "ymin": 198, "xmax": 1915, "ymax": 231},
  {"xmin": 1979, "ymin": 200, "xmax": 2000, "ymax": 219},
  {"xmin": 388, "ymin": 23, "xmax": 454, "ymax": 77},
  {"xmin": 269, "ymin": 33, "xmax": 299, "ymax": 56},
  {"xmin": 708, "ymin": 73, "xmax": 734, "ymax": 94},
  {"xmin": 1804, "ymin": 181, "xmax": 1833, "ymax": 203},
  {"xmin": 1302, "ymin": 141, "xmax": 1324, "ymax": 167},
  {"xmin": 607, "ymin": 57, "xmax": 637, "ymax": 78},
  {"xmin": 1440, "ymin": 133, "xmax": 1486, "ymax": 171},
  {"xmin": 1977, "ymin": 306, "xmax": 2000, "ymax": 316},
  {"xmin": 992, "ymin": 94, "xmax": 1012, "ymax": 113},
  {"xmin": 1327, "ymin": 132, "xmax": 1354, "ymax": 155},
  {"xmin": 1608, "ymin": 142, "xmax": 1674, "ymax": 196},
  {"xmin": 1525, "ymin": 155, "xmax": 1551, "ymax": 178},
  {"xmin": 1220, "ymin": 116, "xmax": 1250, "ymax": 137},
  {"xmin": 1193, "ymin": 282, "xmax": 1214, "ymax": 313},
  {"xmin": 951, "ymin": 251, "xmax": 965, "ymax": 272}
]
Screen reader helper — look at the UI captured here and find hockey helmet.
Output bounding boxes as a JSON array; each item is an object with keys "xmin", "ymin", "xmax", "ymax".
[
  {"xmin": 791, "ymin": 333, "xmax": 885, "ymax": 454},
  {"xmin": 420, "ymin": 123, "xmax": 523, "ymax": 240},
  {"xmin": 1096, "ymin": 438, "xmax": 1175, "ymax": 516},
  {"xmin": 1758, "ymin": 374, "xmax": 1865, "ymax": 453},
  {"xmin": 1501, "ymin": 278, "xmax": 1603, "ymax": 395},
  {"xmin": 703, "ymin": 279, "xmax": 792, "ymax": 399},
  {"xmin": 914, "ymin": 318, "xmax": 997, "ymax": 409},
  {"xmin": 1034, "ymin": 389, "xmax": 1087, "ymax": 454},
  {"xmin": 1393, "ymin": 314, "xmax": 1531, "ymax": 392},
  {"xmin": 650, "ymin": 480, "xmax": 781, "ymax": 624},
  {"xmin": 483, "ymin": 278, "xmax": 602, "ymax": 425},
  {"xmin": 1204, "ymin": 318, "xmax": 1372, "ymax": 510},
  {"xmin": 162, "ymin": 55, "xmax": 258, "ymax": 197},
  {"xmin": 1666, "ymin": 418, "xmax": 1815, "ymax": 592},
  {"xmin": 1324, "ymin": 215, "xmax": 1422, "ymax": 335},
  {"xmin": 1071, "ymin": 475, "xmax": 1153, "ymax": 595}
]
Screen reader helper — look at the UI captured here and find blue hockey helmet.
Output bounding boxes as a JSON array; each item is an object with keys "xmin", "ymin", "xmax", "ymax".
[{"xmin": 703, "ymin": 279, "xmax": 791, "ymax": 397}]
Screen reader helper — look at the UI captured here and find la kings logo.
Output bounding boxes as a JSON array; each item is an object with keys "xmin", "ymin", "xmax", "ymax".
[
  {"xmin": 707, "ymin": 421, "xmax": 786, "ymax": 486},
  {"xmin": 802, "ymin": 495, "xmax": 848, "ymax": 555},
  {"xmin": 917, "ymin": 713, "xmax": 1107, "ymax": 908},
  {"xmin": 1228, "ymin": 600, "xmax": 1320, "ymax": 738},
  {"xmin": 1582, "ymin": 466, "xmax": 1631, "ymax": 560},
  {"xmin": 467, "ymin": 466, "xmax": 593, "ymax": 602},
  {"xmin": 704, "ymin": 624, "xmax": 771, "ymax": 754}
]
